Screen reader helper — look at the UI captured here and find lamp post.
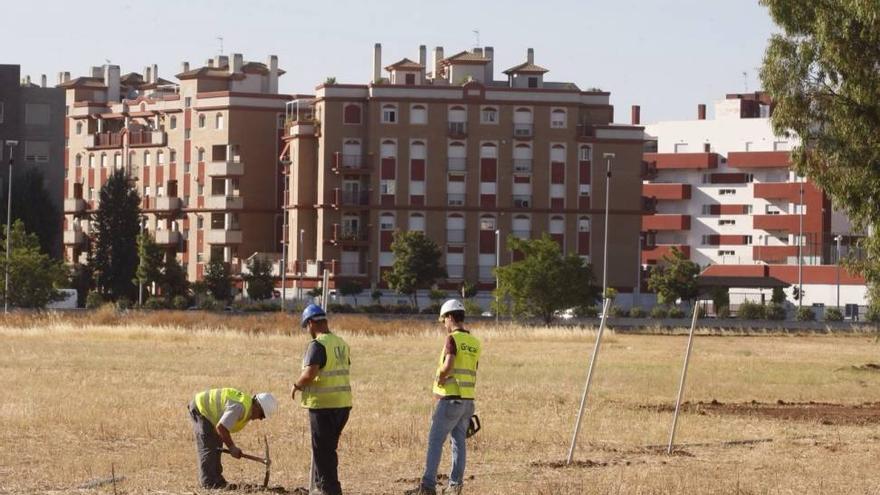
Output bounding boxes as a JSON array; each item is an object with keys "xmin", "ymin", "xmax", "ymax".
[
  {"xmin": 602, "ymin": 153, "xmax": 615, "ymax": 308},
  {"xmin": 4, "ymin": 140, "xmax": 18, "ymax": 314},
  {"xmin": 797, "ymin": 177, "xmax": 804, "ymax": 307},
  {"xmin": 495, "ymin": 229, "xmax": 500, "ymax": 324},
  {"xmin": 835, "ymin": 235, "xmax": 842, "ymax": 309}
]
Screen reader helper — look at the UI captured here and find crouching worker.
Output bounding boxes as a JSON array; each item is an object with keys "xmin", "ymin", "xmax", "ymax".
[{"xmin": 188, "ymin": 388, "xmax": 278, "ymax": 489}]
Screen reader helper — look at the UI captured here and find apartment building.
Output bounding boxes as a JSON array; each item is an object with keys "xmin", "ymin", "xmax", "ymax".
[
  {"xmin": 641, "ymin": 93, "xmax": 866, "ymax": 307},
  {"xmin": 282, "ymin": 44, "xmax": 645, "ymax": 295},
  {"xmin": 62, "ymin": 54, "xmax": 288, "ymax": 282},
  {"xmin": 0, "ymin": 65, "xmax": 65, "ymax": 257}
]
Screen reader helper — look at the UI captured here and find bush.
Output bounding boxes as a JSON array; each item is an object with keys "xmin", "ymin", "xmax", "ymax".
[
  {"xmin": 866, "ymin": 305, "xmax": 880, "ymax": 323},
  {"xmin": 716, "ymin": 306, "xmax": 731, "ymax": 318},
  {"xmin": 609, "ymin": 306, "xmax": 627, "ymax": 317},
  {"xmin": 824, "ymin": 307, "xmax": 843, "ymax": 322},
  {"xmin": 668, "ymin": 307, "xmax": 686, "ymax": 318},
  {"xmin": 198, "ymin": 295, "xmax": 222, "ymax": 311},
  {"xmin": 421, "ymin": 302, "xmax": 442, "ymax": 315},
  {"xmin": 764, "ymin": 303, "xmax": 787, "ymax": 321},
  {"xmin": 388, "ymin": 304, "xmax": 416, "ymax": 314},
  {"xmin": 85, "ymin": 291, "xmax": 104, "ymax": 309},
  {"xmin": 327, "ymin": 303, "xmax": 356, "ymax": 314},
  {"xmin": 115, "ymin": 297, "xmax": 133, "ymax": 311},
  {"xmin": 795, "ymin": 306, "xmax": 816, "ymax": 322},
  {"xmin": 360, "ymin": 304, "xmax": 385, "ymax": 314},
  {"xmin": 628, "ymin": 306, "xmax": 646, "ymax": 318},
  {"xmin": 650, "ymin": 306, "xmax": 669, "ymax": 319},
  {"xmin": 737, "ymin": 300, "xmax": 765, "ymax": 320},
  {"xmin": 144, "ymin": 297, "xmax": 167, "ymax": 310},
  {"xmin": 575, "ymin": 306, "xmax": 599, "ymax": 318},
  {"xmin": 172, "ymin": 295, "xmax": 190, "ymax": 310},
  {"xmin": 463, "ymin": 299, "xmax": 483, "ymax": 317}
]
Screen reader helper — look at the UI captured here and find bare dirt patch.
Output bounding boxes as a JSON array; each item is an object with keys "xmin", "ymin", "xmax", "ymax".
[{"xmin": 642, "ymin": 400, "xmax": 880, "ymax": 425}]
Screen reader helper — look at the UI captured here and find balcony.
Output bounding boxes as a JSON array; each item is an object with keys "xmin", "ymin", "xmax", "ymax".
[
  {"xmin": 86, "ymin": 132, "xmax": 122, "ymax": 149},
  {"xmin": 727, "ymin": 151, "xmax": 791, "ymax": 169},
  {"xmin": 331, "ymin": 224, "xmax": 369, "ymax": 245},
  {"xmin": 753, "ymin": 182, "xmax": 801, "ymax": 203},
  {"xmin": 642, "ymin": 183, "xmax": 691, "ymax": 200},
  {"xmin": 86, "ymin": 130, "xmax": 166, "ymax": 149},
  {"xmin": 642, "ymin": 244, "xmax": 691, "ymax": 264},
  {"xmin": 513, "ymin": 159, "xmax": 533, "ymax": 173},
  {"xmin": 63, "ymin": 229, "xmax": 86, "ymax": 245},
  {"xmin": 64, "ymin": 198, "xmax": 86, "ymax": 213},
  {"xmin": 447, "ymin": 157, "xmax": 467, "ymax": 172},
  {"xmin": 338, "ymin": 262, "xmax": 366, "ymax": 276},
  {"xmin": 753, "ymin": 245, "xmax": 798, "ymax": 263},
  {"xmin": 154, "ymin": 196, "xmax": 182, "ymax": 211},
  {"xmin": 753, "ymin": 214, "xmax": 800, "ymax": 232},
  {"xmin": 447, "ymin": 229, "xmax": 465, "ymax": 244},
  {"xmin": 334, "ymin": 189, "xmax": 370, "ymax": 208},
  {"xmin": 154, "ymin": 230, "xmax": 181, "ymax": 246},
  {"xmin": 642, "ymin": 196, "xmax": 658, "ymax": 214},
  {"xmin": 513, "ymin": 195, "xmax": 532, "ymax": 208},
  {"xmin": 206, "ymin": 229, "xmax": 243, "ymax": 244},
  {"xmin": 447, "ymin": 193, "xmax": 466, "ymax": 206},
  {"xmin": 642, "ymin": 214, "xmax": 691, "ymax": 231},
  {"xmin": 513, "ymin": 123, "xmax": 533, "ymax": 138},
  {"xmin": 205, "ymin": 195, "xmax": 244, "ymax": 210},
  {"xmin": 641, "ymin": 160, "xmax": 658, "ymax": 180},
  {"xmin": 207, "ymin": 160, "xmax": 244, "ymax": 176},
  {"xmin": 333, "ymin": 153, "xmax": 371, "ymax": 174},
  {"xmin": 448, "ymin": 122, "xmax": 467, "ymax": 138},
  {"xmin": 643, "ymin": 152, "xmax": 719, "ymax": 170}
]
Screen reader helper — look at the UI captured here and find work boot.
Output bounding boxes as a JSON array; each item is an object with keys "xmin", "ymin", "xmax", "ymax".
[
  {"xmin": 443, "ymin": 485, "xmax": 463, "ymax": 495},
  {"xmin": 404, "ymin": 485, "xmax": 437, "ymax": 495}
]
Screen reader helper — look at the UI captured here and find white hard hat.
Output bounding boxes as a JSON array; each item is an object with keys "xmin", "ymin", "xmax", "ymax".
[
  {"xmin": 254, "ymin": 393, "xmax": 278, "ymax": 419},
  {"xmin": 439, "ymin": 299, "xmax": 466, "ymax": 317}
]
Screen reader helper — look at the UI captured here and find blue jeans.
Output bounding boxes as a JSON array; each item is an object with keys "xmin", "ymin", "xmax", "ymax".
[{"xmin": 421, "ymin": 399, "xmax": 475, "ymax": 490}]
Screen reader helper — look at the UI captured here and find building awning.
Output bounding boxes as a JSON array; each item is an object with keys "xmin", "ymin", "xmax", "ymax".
[{"xmin": 696, "ymin": 275, "xmax": 789, "ymax": 290}]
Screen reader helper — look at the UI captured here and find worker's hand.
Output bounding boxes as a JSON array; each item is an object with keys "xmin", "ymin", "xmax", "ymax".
[
  {"xmin": 229, "ymin": 446, "xmax": 242, "ymax": 459},
  {"xmin": 436, "ymin": 374, "xmax": 447, "ymax": 386},
  {"xmin": 290, "ymin": 384, "xmax": 298, "ymax": 401}
]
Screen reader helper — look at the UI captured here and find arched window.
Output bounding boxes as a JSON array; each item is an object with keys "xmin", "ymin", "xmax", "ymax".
[
  {"xmin": 157, "ymin": 150, "xmax": 165, "ymax": 165},
  {"xmin": 215, "ymin": 113, "xmax": 224, "ymax": 129},
  {"xmin": 550, "ymin": 144, "xmax": 566, "ymax": 163},
  {"xmin": 514, "ymin": 107, "xmax": 533, "ymax": 123},
  {"xmin": 480, "ymin": 142, "xmax": 498, "ymax": 159},
  {"xmin": 343, "ymin": 104, "xmax": 361, "ymax": 124},
  {"xmin": 550, "ymin": 216, "xmax": 565, "ymax": 234},
  {"xmin": 381, "ymin": 104, "xmax": 397, "ymax": 123},
  {"xmin": 550, "ymin": 108, "xmax": 567, "ymax": 128},
  {"xmin": 88, "ymin": 154, "xmax": 95, "ymax": 168},
  {"xmin": 380, "ymin": 140, "xmax": 397, "ymax": 158},
  {"xmin": 410, "ymin": 104, "xmax": 427, "ymax": 124},
  {"xmin": 100, "ymin": 153, "xmax": 107, "ymax": 168},
  {"xmin": 75, "ymin": 154, "xmax": 82, "ymax": 167},
  {"xmin": 143, "ymin": 151, "xmax": 151, "ymax": 167},
  {"xmin": 479, "ymin": 214, "xmax": 496, "ymax": 231},
  {"xmin": 197, "ymin": 148, "xmax": 205, "ymax": 162},
  {"xmin": 379, "ymin": 212, "xmax": 395, "ymax": 230},
  {"xmin": 198, "ymin": 114, "xmax": 206, "ymax": 128},
  {"xmin": 114, "ymin": 153, "xmax": 121, "ymax": 168},
  {"xmin": 408, "ymin": 212, "xmax": 426, "ymax": 232},
  {"xmin": 169, "ymin": 115, "xmax": 177, "ymax": 129},
  {"xmin": 410, "ymin": 141, "xmax": 426, "ymax": 160},
  {"xmin": 513, "ymin": 215, "xmax": 531, "ymax": 239},
  {"xmin": 578, "ymin": 216, "xmax": 590, "ymax": 232},
  {"xmin": 578, "ymin": 145, "xmax": 592, "ymax": 162},
  {"xmin": 75, "ymin": 122, "xmax": 83, "ymax": 135},
  {"xmin": 448, "ymin": 105, "xmax": 466, "ymax": 123}
]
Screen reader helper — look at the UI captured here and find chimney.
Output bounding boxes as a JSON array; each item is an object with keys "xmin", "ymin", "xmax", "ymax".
[
  {"xmin": 64, "ymin": 72, "xmax": 70, "ymax": 83},
  {"xmin": 698, "ymin": 103, "xmax": 707, "ymax": 120},
  {"xmin": 473, "ymin": 47, "xmax": 483, "ymax": 57},
  {"xmin": 433, "ymin": 46, "xmax": 444, "ymax": 79},
  {"xmin": 418, "ymin": 44, "xmax": 427, "ymax": 79},
  {"xmin": 40, "ymin": 74, "xmax": 46, "ymax": 88},
  {"xmin": 57, "ymin": 72, "xmax": 64, "ymax": 86},
  {"xmin": 527, "ymin": 48, "xmax": 534, "ymax": 64},
  {"xmin": 181, "ymin": 61, "xmax": 190, "ymax": 73},
  {"xmin": 267, "ymin": 55, "xmax": 279, "ymax": 94},
  {"xmin": 484, "ymin": 46, "xmax": 494, "ymax": 83},
  {"xmin": 206, "ymin": 58, "xmax": 215, "ymax": 68},
  {"xmin": 231, "ymin": 53, "xmax": 243, "ymax": 74},
  {"xmin": 631, "ymin": 105, "xmax": 641, "ymax": 125},
  {"xmin": 105, "ymin": 65, "xmax": 120, "ymax": 102},
  {"xmin": 25, "ymin": 75, "xmax": 31, "ymax": 86},
  {"xmin": 91, "ymin": 66, "xmax": 103, "ymax": 78},
  {"xmin": 372, "ymin": 43, "xmax": 382, "ymax": 82},
  {"xmin": 151, "ymin": 64, "xmax": 158, "ymax": 83},
  {"xmin": 214, "ymin": 55, "xmax": 228, "ymax": 69},
  {"xmin": 144, "ymin": 66, "xmax": 152, "ymax": 84}
]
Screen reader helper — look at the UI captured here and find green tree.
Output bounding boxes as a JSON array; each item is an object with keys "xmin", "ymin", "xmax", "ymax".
[
  {"xmin": 760, "ymin": 1, "xmax": 880, "ymax": 292},
  {"xmin": 771, "ymin": 286, "xmax": 786, "ymax": 304},
  {"xmin": 244, "ymin": 257, "xmax": 274, "ymax": 301},
  {"xmin": 384, "ymin": 231, "xmax": 447, "ymax": 307},
  {"xmin": 92, "ymin": 170, "xmax": 141, "ymax": 301},
  {"xmin": 160, "ymin": 255, "xmax": 189, "ymax": 301},
  {"xmin": 135, "ymin": 232, "xmax": 163, "ymax": 299},
  {"xmin": 0, "ymin": 220, "xmax": 66, "ymax": 308},
  {"xmin": 338, "ymin": 281, "xmax": 364, "ymax": 306},
  {"xmin": 1, "ymin": 168, "xmax": 60, "ymax": 258},
  {"xmin": 647, "ymin": 247, "xmax": 700, "ymax": 306},
  {"xmin": 204, "ymin": 259, "xmax": 232, "ymax": 302},
  {"xmin": 459, "ymin": 280, "xmax": 477, "ymax": 299},
  {"xmin": 495, "ymin": 234, "xmax": 599, "ymax": 325}
]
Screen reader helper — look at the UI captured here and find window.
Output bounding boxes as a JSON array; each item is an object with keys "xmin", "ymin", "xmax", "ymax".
[
  {"xmin": 144, "ymin": 151, "xmax": 151, "ymax": 167},
  {"xmin": 169, "ymin": 116, "xmax": 177, "ymax": 129},
  {"xmin": 215, "ymin": 113, "xmax": 224, "ymax": 129},
  {"xmin": 185, "ymin": 97, "xmax": 192, "ymax": 108},
  {"xmin": 343, "ymin": 104, "xmax": 362, "ymax": 124},
  {"xmin": 481, "ymin": 107, "xmax": 498, "ymax": 124},
  {"xmin": 197, "ymin": 148, "xmax": 205, "ymax": 162},
  {"xmin": 578, "ymin": 145, "xmax": 592, "ymax": 162},
  {"xmin": 718, "ymin": 250, "xmax": 735, "ymax": 257},
  {"xmin": 24, "ymin": 141, "xmax": 49, "ymax": 162},
  {"xmin": 75, "ymin": 154, "xmax": 82, "ymax": 167},
  {"xmin": 88, "ymin": 187, "xmax": 94, "ymax": 199},
  {"xmin": 197, "ymin": 216, "xmax": 204, "ymax": 229},
  {"xmin": 719, "ymin": 188, "xmax": 736, "ymax": 195},
  {"xmin": 701, "ymin": 204, "xmax": 713, "ymax": 215},
  {"xmin": 745, "ymin": 205, "xmax": 753, "ymax": 214},
  {"xmin": 701, "ymin": 235, "xmax": 713, "ymax": 245},
  {"xmin": 578, "ymin": 217, "xmax": 590, "ymax": 232},
  {"xmin": 198, "ymin": 114, "xmax": 206, "ymax": 128},
  {"xmin": 114, "ymin": 153, "xmax": 121, "ymax": 168},
  {"xmin": 527, "ymin": 77, "xmax": 538, "ymax": 88},
  {"xmin": 405, "ymin": 73, "xmax": 416, "ymax": 85},
  {"xmin": 88, "ymin": 154, "xmax": 95, "ymax": 168},
  {"xmin": 701, "ymin": 174, "xmax": 711, "ymax": 184},
  {"xmin": 144, "ymin": 186, "xmax": 151, "ymax": 197},
  {"xmin": 744, "ymin": 235, "xmax": 753, "ymax": 245},
  {"xmin": 578, "ymin": 184, "xmax": 591, "ymax": 196},
  {"xmin": 480, "ymin": 216, "xmax": 496, "ymax": 231},
  {"xmin": 410, "ymin": 104, "xmax": 427, "ymax": 125},
  {"xmin": 381, "ymin": 104, "xmax": 397, "ymax": 123},
  {"xmin": 380, "ymin": 180, "xmax": 396, "ymax": 194},
  {"xmin": 744, "ymin": 173, "xmax": 754, "ymax": 183},
  {"xmin": 379, "ymin": 214, "xmax": 395, "ymax": 230},
  {"xmin": 718, "ymin": 219, "xmax": 736, "ymax": 226},
  {"xmin": 157, "ymin": 150, "xmax": 165, "ymax": 165},
  {"xmin": 550, "ymin": 109, "xmax": 567, "ymax": 128},
  {"xmin": 169, "ymin": 149, "xmax": 177, "ymax": 163},
  {"xmin": 184, "ymin": 129, "xmax": 191, "ymax": 140},
  {"xmin": 76, "ymin": 122, "xmax": 83, "ymax": 135},
  {"xmin": 25, "ymin": 103, "xmax": 50, "ymax": 125}
]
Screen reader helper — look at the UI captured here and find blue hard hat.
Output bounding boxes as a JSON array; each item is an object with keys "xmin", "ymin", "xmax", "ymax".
[{"xmin": 301, "ymin": 304, "xmax": 327, "ymax": 328}]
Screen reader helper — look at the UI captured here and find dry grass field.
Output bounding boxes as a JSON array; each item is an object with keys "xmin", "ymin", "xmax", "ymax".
[{"xmin": 2, "ymin": 310, "xmax": 880, "ymax": 494}]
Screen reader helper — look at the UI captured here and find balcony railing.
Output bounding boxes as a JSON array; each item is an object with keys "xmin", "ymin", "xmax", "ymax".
[
  {"xmin": 332, "ymin": 223, "xmax": 369, "ymax": 242},
  {"xmin": 513, "ymin": 195, "xmax": 532, "ymax": 208},
  {"xmin": 205, "ymin": 195, "xmax": 244, "ymax": 210},
  {"xmin": 63, "ymin": 229, "xmax": 86, "ymax": 245},
  {"xmin": 514, "ymin": 123, "xmax": 533, "ymax": 138},
  {"xmin": 154, "ymin": 230, "xmax": 182, "ymax": 245},
  {"xmin": 206, "ymin": 229, "xmax": 243, "ymax": 244},
  {"xmin": 337, "ymin": 190, "xmax": 371, "ymax": 207},
  {"xmin": 333, "ymin": 153, "xmax": 371, "ymax": 173},
  {"xmin": 448, "ymin": 122, "xmax": 467, "ymax": 137},
  {"xmin": 155, "ymin": 196, "xmax": 182, "ymax": 211},
  {"xmin": 513, "ymin": 159, "xmax": 533, "ymax": 173},
  {"xmin": 207, "ymin": 160, "xmax": 244, "ymax": 176},
  {"xmin": 447, "ymin": 264, "xmax": 464, "ymax": 279},
  {"xmin": 447, "ymin": 193, "xmax": 466, "ymax": 206},
  {"xmin": 64, "ymin": 198, "xmax": 86, "ymax": 213},
  {"xmin": 447, "ymin": 229, "xmax": 465, "ymax": 243},
  {"xmin": 338, "ymin": 263, "xmax": 365, "ymax": 275},
  {"xmin": 447, "ymin": 157, "xmax": 467, "ymax": 171}
]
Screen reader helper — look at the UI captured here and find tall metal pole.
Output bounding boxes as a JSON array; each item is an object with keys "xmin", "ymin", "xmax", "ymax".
[
  {"xmin": 280, "ymin": 175, "xmax": 289, "ymax": 311},
  {"xmin": 667, "ymin": 300, "xmax": 701, "ymax": 454},
  {"xmin": 4, "ymin": 142, "xmax": 16, "ymax": 314},
  {"xmin": 635, "ymin": 233, "xmax": 643, "ymax": 308},
  {"xmin": 602, "ymin": 154, "xmax": 614, "ymax": 304},
  {"xmin": 836, "ymin": 235, "xmax": 842, "ymax": 309},
  {"xmin": 798, "ymin": 178, "xmax": 804, "ymax": 307},
  {"xmin": 495, "ymin": 229, "xmax": 500, "ymax": 324},
  {"xmin": 298, "ymin": 228, "xmax": 304, "ymax": 302},
  {"xmin": 138, "ymin": 217, "xmax": 145, "ymax": 306}
]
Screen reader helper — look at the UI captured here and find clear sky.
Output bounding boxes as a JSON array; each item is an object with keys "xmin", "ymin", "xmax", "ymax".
[{"xmin": 2, "ymin": 0, "xmax": 777, "ymax": 123}]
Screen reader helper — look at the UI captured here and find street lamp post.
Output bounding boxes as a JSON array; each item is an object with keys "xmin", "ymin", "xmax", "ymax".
[
  {"xmin": 495, "ymin": 229, "xmax": 500, "ymax": 324},
  {"xmin": 835, "ymin": 235, "xmax": 842, "ymax": 309},
  {"xmin": 4, "ymin": 140, "xmax": 18, "ymax": 314},
  {"xmin": 797, "ymin": 177, "xmax": 804, "ymax": 307},
  {"xmin": 602, "ymin": 153, "xmax": 615, "ymax": 309}
]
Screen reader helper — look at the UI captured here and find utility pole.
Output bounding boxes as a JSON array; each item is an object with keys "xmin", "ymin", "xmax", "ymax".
[
  {"xmin": 797, "ymin": 177, "xmax": 804, "ymax": 308},
  {"xmin": 4, "ymin": 140, "xmax": 18, "ymax": 314},
  {"xmin": 602, "ymin": 153, "xmax": 615, "ymax": 307}
]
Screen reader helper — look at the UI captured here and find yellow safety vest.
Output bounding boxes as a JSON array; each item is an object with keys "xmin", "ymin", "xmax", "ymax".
[
  {"xmin": 301, "ymin": 333, "xmax": 352, "ymax": 409},
  {"xmin": 433, "ymin": 330, "xmax": 481, "ymax": 399},
  {"xmin": 194, "ymin": 388, "xmax": 253, "ymax": 433}
]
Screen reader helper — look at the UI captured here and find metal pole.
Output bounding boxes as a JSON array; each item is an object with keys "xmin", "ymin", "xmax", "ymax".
[
  {"xmin": 836, "ymin": 235, "xmax": 841, "ymax": 309},
  {"xmin": 299, "ymin": 228, "xmax": 304, "ymax": 302},
  {"xmin": 667, "ymin": 300, "xmax": 701, "ymax": 454},
  {"xmin": 495, "ymin": 229, "xmax": 500, "ymax": 324},
  {"xmin": 566, "ymin": 297, "xmax": 611, "ymax": 464},
  {"xmin": 138, "ymin": 218, "xmax": 145, "ymax": 306},
  {"xmin": 798, "ymin": 178, "xmax": 804, "ymax": 307},
  {"xmin": 280, "ymin": 185, "xmax": 289, "ymax": 311},
  {"xmin": 635, "ymin": 233, "xmax": 643, "ymax": 308},
  {"xmin": 602, "ymin": 153, "xmax": 614, "ymax": 304},
  {"xmin": 4, "ymin": 142, "xmax": 15, "ymax": 314}
]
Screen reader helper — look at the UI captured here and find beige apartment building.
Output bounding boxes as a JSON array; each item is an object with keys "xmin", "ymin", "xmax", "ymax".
[
  {"xmin": 62, "ymin": 54, "xmax": 288, "ymax": 282},
  {"xmin": 282, "ymin": 44, "xmax": 646, "ymax": 294}
]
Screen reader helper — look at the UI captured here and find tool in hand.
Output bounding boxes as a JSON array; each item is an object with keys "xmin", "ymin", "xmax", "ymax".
[
  {"xmin": 218, "ymin": 435, "xmax": 271, "ymax": 488},
  {"xmin": 466, "ymin": 414, "xmax": 481, "ymax": 438}
]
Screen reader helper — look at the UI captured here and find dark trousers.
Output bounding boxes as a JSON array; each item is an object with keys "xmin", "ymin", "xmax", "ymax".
[
  {"xmin": 309, "ymin": 407, "xmax": 351, "ymax": 495},
  {"xmin": 188, "ymin": 402, "xmax": 226, "ymax": 488}
]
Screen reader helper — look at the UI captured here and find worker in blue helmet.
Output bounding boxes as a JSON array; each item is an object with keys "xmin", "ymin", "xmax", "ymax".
[{"xmin": 291, "ymin": 304, "xmax": 352, "ymax": 495}]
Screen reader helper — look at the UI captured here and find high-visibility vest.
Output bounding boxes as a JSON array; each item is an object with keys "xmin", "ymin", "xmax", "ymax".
[
  {"xmin": 194, "ymin": 387, "xmax": 253, "ymax": 433},
  {"xmin": 433, "ymin": 330, "xmax": 481, "ymax": 399},
  {"xmin": 301, "ymin": 333, "xmax": 352, "ymax": 409}
]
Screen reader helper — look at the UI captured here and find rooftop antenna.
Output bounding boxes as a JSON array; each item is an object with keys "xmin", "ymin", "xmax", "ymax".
[
  {"xmin": 217, "ymin": 36, "xmax": 224, "ymax": 55},
  {"xmin": 742, "ymin": 71, "xmax": 748, "ymax": 92},
  {"xmin": 473, "ymin": 29, "xmax": 480, "ymax": 48}
]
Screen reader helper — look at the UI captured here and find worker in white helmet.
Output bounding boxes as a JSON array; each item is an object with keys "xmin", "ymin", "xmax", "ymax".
[
  {"xmin": 406, "ymin": 299, "xmax": 482, "ymax": 495},
  {"xmin": 187, "ymin": 388, "xmax": 278, "ymax": 489}
]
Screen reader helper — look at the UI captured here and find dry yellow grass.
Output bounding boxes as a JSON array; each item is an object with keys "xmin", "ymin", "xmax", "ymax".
[{"xmin": 2, "ymin": 313, "xmax": 880, "ymax": 494}]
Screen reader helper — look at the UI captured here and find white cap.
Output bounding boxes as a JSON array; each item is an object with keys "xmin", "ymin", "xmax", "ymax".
[
  {"xmin": 254, "ymin": 393, "xmax": 278, "ymax": 418},
  {"xmin": 440, "ymin": 299, "xmax": 466, "ymax": 317}
]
